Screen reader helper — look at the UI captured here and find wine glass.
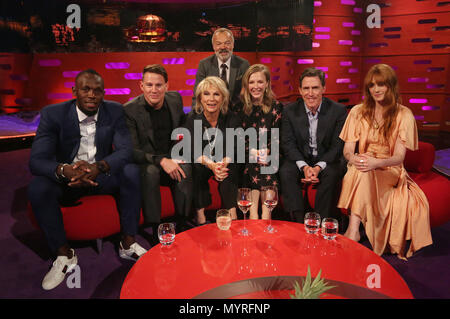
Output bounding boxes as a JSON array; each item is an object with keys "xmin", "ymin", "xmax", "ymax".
[
  {"xmin": 216, "ymin": 209, "xmax": 232, "ymax": 231},
  {"xmin": 304, "ymin": 212, "xmax": 321, "ymax": 234},
  {"xmin": 237, "ymin": 188, "xmax": 252, "ymax": 236},
  {"xmin": 262, "ymin": 186, "xmax": 278, "ymax": 233},
  {"xmin": 321, "ymin": 218, "xmax": 339, "ymax": 240},
  {"xmin": 158, "ymin": 223, "xmax": 176, "ymax": 246}
]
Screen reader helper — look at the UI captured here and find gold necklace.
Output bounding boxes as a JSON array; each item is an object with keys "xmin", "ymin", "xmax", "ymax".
[{"xmin": 373, "ymin": 118, "xmax": 380, "ymax": 129}]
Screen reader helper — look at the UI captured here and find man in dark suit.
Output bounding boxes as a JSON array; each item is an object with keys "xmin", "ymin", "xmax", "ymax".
[
  {"xmin": 28, "ymin": 69, "xmax": 146, "ymax": 290},
  {"xmin": 124, "ymin": 64, "xmax": 192, "ymax": 233},
  {"xmin": 193, "ymin": 27, "xmax": 250, "ymax": 107},
  {"xmin": 280, "ymin": 67, "xmax": 347, "ymax": 222}
]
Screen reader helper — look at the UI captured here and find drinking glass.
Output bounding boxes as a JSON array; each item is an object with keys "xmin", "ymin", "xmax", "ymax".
[
  {"xmin": 321, "ymin": 218, "xmax": 338, "ymax": 240},
  {"xmin": 158, "ymin": 223, "xmax": 176, "ymax": 245},
  {"xmin": 216, "ymin": 209, "xmax": 232, "ymax": 231},
  {"xmin": 262, "ymin": 186, "xmax": 278, "ymax": 233},
  {"xmin": 237, "ymin": 188, "xmax": 252, "ymax": 236},
  {"xmin": 304, "ymin": 212, "xmax": 321, "ymax": 234}
]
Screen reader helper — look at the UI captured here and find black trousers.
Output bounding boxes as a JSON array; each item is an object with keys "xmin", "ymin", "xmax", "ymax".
[
  {"xmin": 279, "ymin": 159, "xmax": 344, "ymax": 222},
  {"xmin": 28, "ymin": 163, "xmax": 141, "ymax": 254},
  {"xmin": 140, "ymin": 163, "xmax": 193, "ymax": 224},
  {"xmin": 193, "ymin": 163, "xmax": 239, "ymax": 210}
]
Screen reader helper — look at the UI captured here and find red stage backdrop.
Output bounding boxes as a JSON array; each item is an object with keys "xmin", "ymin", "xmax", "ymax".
[{"xmin": 0, "ymin": 0, "xmax": 448, "ymax": 132}]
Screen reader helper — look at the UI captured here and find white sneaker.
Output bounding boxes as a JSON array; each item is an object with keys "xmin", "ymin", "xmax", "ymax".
[
  {"xmin": 42, "ymin": 249, "xmax": 78, "ymax": 290},
  {"xmin": 119, "ymin": 242, "xmax": 147, "ymax": 261}
]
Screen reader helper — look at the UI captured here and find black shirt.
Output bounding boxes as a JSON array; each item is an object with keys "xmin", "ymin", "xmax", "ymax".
[{"xmin": 145, "ymin": 100, "xmax": 173, "ymax": 162}]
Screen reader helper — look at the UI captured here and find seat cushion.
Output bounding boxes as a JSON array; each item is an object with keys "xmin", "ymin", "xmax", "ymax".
[
  {"xmin": 404, "ymin": 141, "xmax": 435, "ymax": 173},
  {"xmin": 409, "ymin": 171, "xmax": 450, "ymax": 228}
]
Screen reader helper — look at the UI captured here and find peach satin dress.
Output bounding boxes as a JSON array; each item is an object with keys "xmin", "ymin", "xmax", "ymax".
[{"xmin": 337, "ymin": 104, "xmax": 432, "ymax": 260}]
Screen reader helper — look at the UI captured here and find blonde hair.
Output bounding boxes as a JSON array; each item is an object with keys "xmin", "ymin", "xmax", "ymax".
[
  {"xmin": 362, "ymin": 64, "xmax": 401, "ymax": 142},
  {"xmin": 194, "ymin": 76, "xmax": 229, "ymax": 115},
  {"xmin": 240, "ymin": 64, "xmax": 275, "ymax": 116}
]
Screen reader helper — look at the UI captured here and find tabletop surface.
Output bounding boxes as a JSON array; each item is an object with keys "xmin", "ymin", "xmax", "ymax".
[{"xmin": 120, "ymin": 220, "xmax": 413, "ymax": 299}]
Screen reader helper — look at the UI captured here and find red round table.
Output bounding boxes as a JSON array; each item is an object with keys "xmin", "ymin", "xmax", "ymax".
[{"xmin": 120, "ymin": 220, "xmax": 413, "ymax": 299}]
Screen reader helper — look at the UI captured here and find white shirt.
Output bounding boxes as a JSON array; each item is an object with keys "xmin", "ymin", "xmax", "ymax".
[
  {"xmin": 296, "ymin": 101, "xmax": 327, "ymax": 172},
  {"xmin": 217, "ymin": 57, "xmax": 231, "ymax": 83},
  {"xmin": 73, "ymin": 106, "xmax": 98, "ymax": 164}
]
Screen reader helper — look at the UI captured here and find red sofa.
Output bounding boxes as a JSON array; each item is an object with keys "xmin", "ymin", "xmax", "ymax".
[
  {"xmin": 28, "ymin": 141, "xmax": 448, "ymax": 248},
  {"xmin": 299, "ymin": 141, "xmax": 450, "ymax": 228},
  {"xmin": 27, "ymin": 178, "xmax": 222, "ymax": 246}
]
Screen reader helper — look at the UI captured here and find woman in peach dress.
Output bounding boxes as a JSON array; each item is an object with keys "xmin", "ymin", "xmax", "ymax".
[{"xmin": 337, "ymin": 64, "xmax": 432, "ymax": 260}]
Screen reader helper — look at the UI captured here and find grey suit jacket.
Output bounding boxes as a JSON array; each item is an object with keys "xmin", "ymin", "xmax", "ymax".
[
  {"xmin": 281, "ymin": 97, "xmax": 347, "ymax": 165},
  {"xmin": 192, "ymin": 54, "xmax": 250, "ymax": 107},
  {"xmin": 124, "ymin": 91, "xmax": 185, "ymax": 165}
]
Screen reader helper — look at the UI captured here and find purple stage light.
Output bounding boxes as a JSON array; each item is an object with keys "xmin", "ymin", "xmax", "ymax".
[
  {"xmin": 349, "ymin": 84, "xmax": 358, "ymax": 89},
  {"xmin": 422, "ymin": 106, "xmax": 440, "ymax": 111},
  {"xmin": 39, "ymin": 59, "xmax": 61, "ymax": 67},
  {"xmin": 408, "ymin": 78, "xmax": 429, "ymax": 83},
  {"xmin": 409, "ymin": 98, "xmax": 428, "ymax": 103},
  {"xmin": 64, "ymin": 82, "xmax": 75, "ymax": 88},
  {"xmin": 427, "ymin": 67, "xmax": 445, "ymax": 72},
  {"xmin": 186, "ymin": 69, "xmax": 197, "ymax": 76},
  {"xmin": 426, "ymin": 84, "xmax": 445, "ymax": 89},
  {"xmin": 315, "ymin": 27, "xmax": 330, "ymax": 32},
  {"xmin": 369, "ymin": 42, "xmax": 388, "ymax": 48},
  {"xmin": 353, "ymin": 7, "xmax": 363, "ymax": 13},
  {"xmin": 351, "ymin": 30, "xmax": 361, "ymax": 35},
  {"xmin": 315, "ymin": 34, "xmax": 330, "ymax": 39},
  {"xmin": 260, "ymin": 57, "xmax": 272, "ymax": 63},
  {"xmin": 105, "ymin": 62, "xmax": 130, "ymax": 69},
  {"xmin": 348, "ymin": 68, "xmax": 358, "ymax": 73},
  {"xmin": 414, "ymin": 115, "xmax": 425, "ymax": 120},
  {"xmin": 314, "ymin": 1, "xmax": 322, "ymax": 6},
  {"xmin": 365, "ymin": 58, "xmax": 382, "ymax": 63},
  {"xmin": 186, "ymin": 79, "xmax": 195, "ymax": 86},
  {"xmin": 414, "ymin": 60, "xmax": 431, "ymax": 64},
  {"xmin": 48, "ymin": 93, "xmax": 73, "ymax": 100},
  {"xmin": 341, "ymin": 0, "xmax": 355, "ymax": 5},
  {"xmin": 104, "ymin": 88, "xmax": 131, "ymax": 95},
  {"xmin": 178, "ymin": 90, "xmax": 193, "ymax": 96},
  {"xmin": 124, "ymin": 73, "xmax": 142, "ymax": 80},
  {"xmin": 162, "ymin": 58, "xmax": 185, "ymax": 65},
  {"xmin": 316, "ymin": 67, "xmax": 328, "ymax": 72},
  {"xmin": 351, "ymin": 47, "xmax": 360, "ymax": 52},
  {"xmin": 63, "ymin": 71, "xmax": 80, "ymax": 78},
  {"xmin": 339, "ymin": 40, "xmax": 353, "ymax": 45},
  {"xmin": 412, "ymin": 38, "xmax": 432, "ymax": 43},
  {"xmin": 340, "ymin": 61, "xmax": 352, "ymax": 66},
  {"xmin": 312, "ymin": 42, "xmax": 320, "ymax": 48},
  {"xmin": 297, "ymin": 59, "xmax": 314, "ymax": 64},
  {"xmin": 336, "ymin": 78, "xmax": 351, "ymax": 83},
  {"xmin": 343, "ymin": 22, "xmax": 355, "ymax": 27}
]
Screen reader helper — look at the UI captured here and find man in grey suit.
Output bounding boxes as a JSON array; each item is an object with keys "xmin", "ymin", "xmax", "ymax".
[
  {"xmin": 280, "ymin": 67, "xmax": 347, "ymax": 223},
  {"xmin": 124, "ymin": 64, "xmax": 192, "ymax": 234},
  {"xmin": 193, "ymin": 27, "xmax": 250, "ymax": 107}
]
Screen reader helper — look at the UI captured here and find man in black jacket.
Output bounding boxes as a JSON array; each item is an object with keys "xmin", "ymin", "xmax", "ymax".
[
  {"xmin": 124, "ymin": 64, "xmax": 192, "ymax": 233},
  {"xmin": 192, "ymin": 28, "xmax": 250, "ymax": 107},
  {"xmin": 280, "ymin": 67, "xmax": 347, "ymax": 222}
]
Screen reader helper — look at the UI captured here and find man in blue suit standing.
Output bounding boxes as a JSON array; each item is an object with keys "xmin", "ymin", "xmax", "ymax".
[{"xmin": 28, "ymin": 69, "xmax": 146, "ymax": 290}]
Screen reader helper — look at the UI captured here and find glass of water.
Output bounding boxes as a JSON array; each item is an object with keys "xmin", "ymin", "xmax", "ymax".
[
  {"xmin": 304, "ymin": 212, "xmax": 321, "ymax": 234},
  {"xmin": 216, "ymin": 209, "xmax": 232, "ymax": 231},
  {"xmin": 321, "ymin": 218, "xmax": 338, "ymax": 240},
  {"xmin": 158, "ymin": 223, "xmax": 176, "ymax": 245}
]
